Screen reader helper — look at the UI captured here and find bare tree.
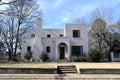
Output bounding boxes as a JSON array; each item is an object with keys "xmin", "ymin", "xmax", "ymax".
[
  {"xmin": 0, "ymin": 0, "xmax": 40, "ymax": 60},
  {"xmin": 0, "ymin": 0, "xmax": 18, "ymax": 5},
  {"xmin": 91, "ymin": 18, "xmax": 106, "ymax": 59},
  {"xmin": 74, "ymin": 18, "xmax": 87, "ymax": 24},
  {"xmin": 0, "ymin": 0, "xmax": 18, "ymax": 14},
  {"xmin": 91, "ymin": 7, "xmax": 115, "ymax": 61}
]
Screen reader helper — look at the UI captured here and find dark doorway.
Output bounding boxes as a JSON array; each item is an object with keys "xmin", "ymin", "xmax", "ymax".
[{"xmin": 60, "ymin": 46, "xmax": 65, "ymax": 59}]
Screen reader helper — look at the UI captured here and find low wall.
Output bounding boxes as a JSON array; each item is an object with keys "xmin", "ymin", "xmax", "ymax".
[
  {"xmin": 0, "ymin": 68, "xmax": 57, "ymax": 74},
  {"xmin": 80, "ymin": 69, "xmax": 120, "ymax": 74}
]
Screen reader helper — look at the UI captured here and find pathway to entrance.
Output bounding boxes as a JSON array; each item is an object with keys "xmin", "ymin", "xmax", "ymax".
[{"xmin": 57, "ymin": 65, "xmax": 78, "ymax": 74}]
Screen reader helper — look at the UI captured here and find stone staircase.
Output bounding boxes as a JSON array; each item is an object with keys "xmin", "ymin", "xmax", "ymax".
[{"xmin": 57, "ymin": 65, "xmax": 78, "ymax": 74}]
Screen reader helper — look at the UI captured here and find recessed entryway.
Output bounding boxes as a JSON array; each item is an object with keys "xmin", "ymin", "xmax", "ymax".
[
  {"xmin": 58, "ymin": 43, "xmax": 68, "ymax": 60},
  {"xmin": 60, "ymin": 46, "xmax": 65, "ymax": 59}
]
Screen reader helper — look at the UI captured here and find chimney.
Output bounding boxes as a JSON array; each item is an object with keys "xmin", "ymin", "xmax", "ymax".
[{"xmin": 37, "ymin": 18, "xmax": 42, "ymax": 29}]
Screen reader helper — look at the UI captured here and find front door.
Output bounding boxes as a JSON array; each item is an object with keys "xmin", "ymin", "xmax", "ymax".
[{"xmin": 60, "ymin": 46, "xmax": 65, "ymax": 59}]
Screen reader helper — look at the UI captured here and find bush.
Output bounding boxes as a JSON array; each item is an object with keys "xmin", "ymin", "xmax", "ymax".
[
  {"xmin": 72, "ymin": 56, "xmax": 79, "ymax": 62},
  {"xmin": 12, "ymin": 57, "xmax": 19, "ymax": 62},
  {"xmin": 81, "ymin": 57, "xmax": 87, "ymax": 62},
  {"xmin": 89, "ymin": 49, "xmax": 101, "ymax": 62},
  {"xmin": 13, "ymin": 52, "xmax": 22, "ymax": 62},
  {"xmin": 24, "ymin": 51, "xmax": 32, "ymax": 61},
  {"xmin": 40, "ymin": 52, "xmax": 49, "ymax": 62}
]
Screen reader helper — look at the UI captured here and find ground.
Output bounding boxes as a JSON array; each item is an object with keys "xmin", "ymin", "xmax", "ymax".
[
  {"xmin": 57, "ymin": 62, "xmax": 120, "ymax": 69},
  {"xmin": 0, "ymin": 62, "xmax": 57, "ymax": 68},
  {"xmin": 1, "ymin": 62, "xmax": 120, "ymax": 69},
  {"xmin": 0, "ymin": 62, "xmax": 120, "ymax": 79}
]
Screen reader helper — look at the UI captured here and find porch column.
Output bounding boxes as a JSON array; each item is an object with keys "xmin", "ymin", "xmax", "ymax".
[
  {"xmin": 56, "ymin": 45, "xmax": 58, "ymax": 61},
  {"xmin": 68, "ymin": 44, "xmax": 71, "ymax": 61},
  {"xmin": 55, "ymin": 41, "xmax": 58, "ymax": 61}
]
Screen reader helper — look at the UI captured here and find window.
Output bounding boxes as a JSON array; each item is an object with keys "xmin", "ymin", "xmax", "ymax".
[
  {"xmin": 46, "ymin": 46, "xmax": 50, "ymax": 53},
  {"xmin": 71, "ymin": 46, "xmax": 83, "ymax": 56},
  {"xmin": 27, "ymin": 46, "xmax": 31, "ymax": 51},
  {"xmin": 31, "ymin": 34, "xmax": 35, "ymax": 38},
  {"xmin": 59, "ymin": 34, "xmax": 63, "ymax": 37},
  {"xmin": 47, "ymin": 34, "xmax": 51, "ymax": 38},
  {"xmin": 73, "ymin": 30, "xmax": 80, "ymax": 38}
]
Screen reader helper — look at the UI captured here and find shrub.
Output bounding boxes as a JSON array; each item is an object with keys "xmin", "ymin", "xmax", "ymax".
[
  {"xmin": 81, "ymin": 57, "xmax": 87, "ymax": 62},
  {"xmin": 89, "ymin": 49, "xmax": 101, "ymax": 62},
  {"xmin": 72, "ymin": 56, "xmax": 79, "ymax": 62},
  {"xmin": 24, "ymin": 51, "xmax": 32, "ymax": 61},
  {"xmin": 13, "ymin": 57, "xmax": 19, "ymax": 62},
  {"xmin": 40, "ymin": 52, "xmax": 49, "ymax": 62},
  {"xmin": 13, "ymin": 52, "xmax": 22, "ymax": 62}
]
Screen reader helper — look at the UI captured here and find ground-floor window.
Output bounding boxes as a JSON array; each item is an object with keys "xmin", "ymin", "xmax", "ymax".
[
  {"xmin": 71, "ymin": 46, "xmax": 83, "ymax": 56},
  {"xmin": 46, "ymin": 46, "xmax": 50, "ymax": 53},
  {"xmin": 27, "ymin": 46, "xmax": 31, "ymax": 51}
]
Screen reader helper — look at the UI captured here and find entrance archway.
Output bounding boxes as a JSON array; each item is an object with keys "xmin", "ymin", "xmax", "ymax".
[{"xmin": 58, "ymin": 43, "xmax": 68, "ymax": 59}]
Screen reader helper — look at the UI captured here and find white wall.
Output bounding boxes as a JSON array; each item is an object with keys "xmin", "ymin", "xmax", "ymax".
[
  {"xmin": 41, "ymin": 29, "xmax": 64, "ymax": 37},
  {"xmin": 21, "ymin": 23, "xmax": 89, "ymax": 61},
  {"xmin": 65, "ymin": 24, "xmax": 89, "ymax": 56}
]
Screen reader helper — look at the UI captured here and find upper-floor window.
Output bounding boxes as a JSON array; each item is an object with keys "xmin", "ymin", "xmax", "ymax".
[
  {"xmin": 73, "ymin": 30, "xmax": 80, "ymax": 38},
  {"xmin": 31, "ymin": 34, "xmax": 35, "ymax": 38},
  {"xmin": 46, "ymin": 46, "xmax": 50, "ymax": 53},
  {"xmin": 47, "ymin": 34, "xmax": 51, "ymax": 38},
  {"xmin": 59, "ymin": 34, "xmax": 63, "ymax": 37}
]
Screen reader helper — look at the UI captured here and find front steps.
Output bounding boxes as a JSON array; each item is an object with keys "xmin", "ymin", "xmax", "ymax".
[{"xmin": 57, "ymin": 65, "xmax": 78, "ymax": 74}]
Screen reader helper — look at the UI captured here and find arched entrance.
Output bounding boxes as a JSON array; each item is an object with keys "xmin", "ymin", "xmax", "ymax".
[{"xmin": 58, "ymin": 43, "xmax": 68, "ymax": 59}]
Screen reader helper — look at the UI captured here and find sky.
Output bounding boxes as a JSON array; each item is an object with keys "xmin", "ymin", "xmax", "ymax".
[
  {"xmin": 37, "ymin": 0, "xmax": 120, "ymax": 29},
  {"xmin": 1, "ymin": 0, "xmax": 120, "ymax": 29}
]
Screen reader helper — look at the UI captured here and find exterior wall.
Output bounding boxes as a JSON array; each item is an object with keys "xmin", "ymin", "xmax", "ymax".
[
  {"xmin": 41, "ymin": 38, "xmax": 56, "ymax": 61},
  {"xmin": 41, "ymin": 29, "xmax": 64, "ymax": 37},
  {"xmin": 65, "ymin": 24, "xmax": 89, "ymax": 56},
  {"xmin": 21, "ymin": 29, "xmax": 43, "ymax": 60},
  {"xmin": 21, "ymin": 22, "xmax": 89, "ymax": 61}
]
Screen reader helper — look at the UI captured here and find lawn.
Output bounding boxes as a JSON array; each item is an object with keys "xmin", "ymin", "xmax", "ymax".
[
  {"xmin": 56, "ymin": 62, "xmax": 120, "ymax": 69},
  {"xmin": 0, "ymin": 62, "xmax": 120, "ymax": 79},
  {"xmin": 0, "ymin": 62, "xmax": 57, "ymax": 68},
  {"xmin": 0, "ymin": 62, "xmax": 120, "ymax": 69}
]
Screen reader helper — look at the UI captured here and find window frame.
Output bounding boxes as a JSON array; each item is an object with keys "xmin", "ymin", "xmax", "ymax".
[
  {"xmin": 59, "ymin": 34, "xmax": 63, "ymax": 37},
  {"xmin": 73, "ymin": 30, "xmax": 80, "ymax": 38},
  {"xmin": 47, "ymin": 34, "xmax": 51, "ymax": 38},
  {"xmin": 46, "ymin": 46, "xmax": 50, "ymax": 53},
  {"xmin": 71, "ymin": 46, "xmax": 83, "ymax": 56},
  {"xmin": 31, "ymin": 34, "xmax": 35, "ymax": 38},
  {"xmin": 27, "ymin": 46, "xmax": 31, "ymax": 51}
]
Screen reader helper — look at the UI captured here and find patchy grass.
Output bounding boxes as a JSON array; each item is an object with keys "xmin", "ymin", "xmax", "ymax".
[
  {"xmin": 57, "ymin": 62, "xmax": 120, "ymax": 69},
  {"xmin": 0, "ymin": 62, "xmax": 120, "ymax": 69},
  {"xmin": 0, "ymin": 62, "xmax": 57, "ymax": 68}
]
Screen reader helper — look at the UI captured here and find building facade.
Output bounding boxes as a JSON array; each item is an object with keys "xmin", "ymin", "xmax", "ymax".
[{"xmin": 21, "ymin": 19, "xmax": 89, "ymax": 61}]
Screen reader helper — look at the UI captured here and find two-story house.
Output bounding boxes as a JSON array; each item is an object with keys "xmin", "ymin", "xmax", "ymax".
[{"xmin": 21, "ymin": 18, "xmax": 88, "ymax": 61}]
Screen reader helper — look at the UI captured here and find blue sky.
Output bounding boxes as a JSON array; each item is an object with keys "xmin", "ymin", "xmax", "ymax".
[
  {"xmin": 37, "ymin": 0, "xmax": 120, "ymax": 29},
  {"xmin": 1, "ymin": 0, "xmax": 120, "ymax": 29}
]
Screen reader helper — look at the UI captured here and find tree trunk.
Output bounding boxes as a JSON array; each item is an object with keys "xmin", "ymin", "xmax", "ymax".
[
  {"xmin": 8, "ymin": 50, "xmax": 13, "ymax": 61},
  {"xmin": 14, "ymin": 22, "xmax": 20, "ymax": 58},
  {"xmin": 98, "ymin": 37, "xmax": 102, "ymax": 59}
]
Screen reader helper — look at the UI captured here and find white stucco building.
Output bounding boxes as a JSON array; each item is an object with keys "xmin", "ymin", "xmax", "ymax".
[{"xmin": 21, "ymin": 18, "xmax": 89, "ymax": 61}]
